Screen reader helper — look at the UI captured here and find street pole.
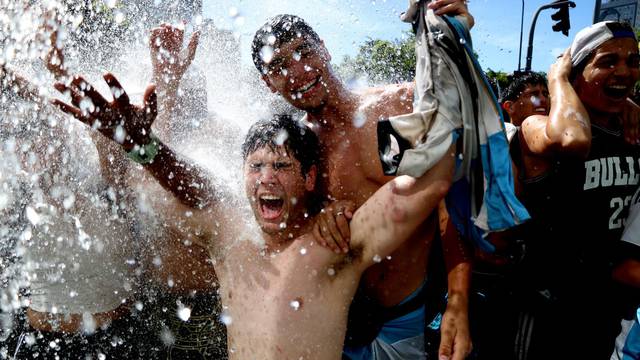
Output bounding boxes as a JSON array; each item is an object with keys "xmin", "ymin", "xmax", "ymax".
[
  {"xmin": 518, "ymin": 0, "xmax": 525, "ymax": 71},
  {"xmin": 525, "ymin": 1, "xmax": 576, "ymax": 71}
]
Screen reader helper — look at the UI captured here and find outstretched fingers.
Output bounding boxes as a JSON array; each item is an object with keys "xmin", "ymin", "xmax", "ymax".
[
  {"xmin": 70, "ymin": 76, "xmax": 109, "ymax": 110},
  {"xmin": 103, "ymin": 73, "xmax": 131, "ymax": 108},
  {"xmin": 51, "ymin": 98, "xmax": 91, "ymax": 125},
  {"xmin": 184, "ymin": 30, "xmax": 200, "ymax": 69}
]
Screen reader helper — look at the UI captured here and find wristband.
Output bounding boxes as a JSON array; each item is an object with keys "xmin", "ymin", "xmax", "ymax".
[{"xmin": 127, "ymin": 134, "xmax": 160, "ymax": 164}]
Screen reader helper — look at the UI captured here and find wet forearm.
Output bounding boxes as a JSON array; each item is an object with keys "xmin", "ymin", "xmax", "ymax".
[
  {"xmin": 92, "ymin": 133, "xmax": 129, "ymax": 188},
  {"xmin": 143, "ymin": 142, "xmax": 215, "ymax": 209},
  {"xmin": 546, "ymin": 76, "xmax": 591, "ymax": 155},
  {"xmin": 152, "ymin": 76, "xmax": 180, "ymax": 137},
  {"xmin": 352, "ymin": 146, "xmax": 454, "ymax": 267}
]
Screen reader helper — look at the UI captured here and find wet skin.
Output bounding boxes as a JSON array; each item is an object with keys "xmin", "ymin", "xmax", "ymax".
[
  {"xmin": 263, "ymin": 37, "xmax": 445, "ymax": 307},
  {"xmin": 504, "ymin": 84, "xmax": 550, "ymax": 127},
  {"xmin": 182, "ymin": 143, "xmax": 449, "ymax": 359},
  {"xmin": 504, "ymin": 83, "xmax": 551, "ymax": 182},
  {"xmin": 573, "ymin": 38, "xmax": 640, "ymax": 118},
  {"xmin": 521, "ymin": 38, "xmax": 640, "ymax": 178}
]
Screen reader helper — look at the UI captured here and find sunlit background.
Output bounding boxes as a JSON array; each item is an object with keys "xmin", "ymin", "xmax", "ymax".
[{"xmin": 203, "ymin": 0, "xmax": 599, "ymax": 74}]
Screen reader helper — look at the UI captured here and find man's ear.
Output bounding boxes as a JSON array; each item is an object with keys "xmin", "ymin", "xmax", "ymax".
[
  {"xmin": 261, "ymin": 74, "xmax": 278, "ymax": 93},
  {"xmin": 304, "ymin": 165, "xmax": 317, "ymax": 192},
  {"xmin": 320, "ymin": 40, "xmax": 331, "ymax": 62},
  {"xmin": 502, "ymin": 100, "xmax": 514, "ymax": 116}
]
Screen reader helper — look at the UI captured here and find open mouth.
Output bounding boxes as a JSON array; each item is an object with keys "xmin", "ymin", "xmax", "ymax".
[
  {"xmin": 603, "ymin": 84, "xmax": 630, "ymax": 100},
  {"xmin": 259, "ymin": 194, "xmax": 285, "ymax": 220},
  {"xmin": 293, "ymin": 76, "xmax": 321, "ymax": 95},
  {"xmin": 534, "ymin": 107, "xmax": 547, "ymax": 114}
]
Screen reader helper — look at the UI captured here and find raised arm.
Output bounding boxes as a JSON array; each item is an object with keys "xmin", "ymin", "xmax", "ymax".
[
  {"xmin": 521, "ymin": 49, "xmax": 591, "ymax": 158},
  {"xmin": 349, "ymin": 144, "xmax": 455, "ymax": 271},
  {"xmin": 149, "ymin": 23, "xmax": 200, "ymax": 138},
  {"xmin": 53, "ymin": 74, "xmax": 214, "ymax": 208},
  {"xmin": 43, "ymin": 29, "xmax": 131, "ymax": 191}
]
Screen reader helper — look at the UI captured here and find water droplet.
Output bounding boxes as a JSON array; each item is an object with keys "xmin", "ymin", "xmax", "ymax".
[
  {"xmin": 327, "ymin": 268, "xmax": 336, "ymax": 276},
  {"xmin": 79, "ymin": 97, "xmax": 95, "ymax": 115},
  {"xmin": 300, "ymin": 247, "xmax": 307, "ymax": 255},
  {"xmin": 279, "ymin": 222, "xmax": 287, "ymax": 229},
  {"xmin": 104, "ymin": 0, "xmax": 117, "ymax": 8},
  {"xmin": 177, "ymin": 306, "xmax": 191, "ymax": 321},
  {"xmin": 63, "ymin": 194, "xmax": 75, "ymax": 209},
  {"xmin": 220, "ymin": 311, "xmax": 233, "ymax": 325},
  {"xmin": 152, "ymin": 256, "xmax": 162, "ymax": 267},
  {"xmin": 373, "ymin": 254, "xmax": 382, "ymax": 263},
  {"xmin": 290, "ymin": 300, "xmax": 300, "ymax": 310},
  {"xmin": 114, "ymin": 11, "xmax": 125, "ymax": 24},
  {"xmin": 25, "ymin": 207, "xmax": 40, "ymax": 225},
  {"xmin": 160, "ymin": 328, "xmax": 175, "ymax": 346},
  {"xmin": 260, "ymin": 46, "xmax": 274, "ymax": 64},
  {"xmin": 352, "ymin": 111, "xmax": 366, "ymax": 128},
  {"xmin": 274, "ymin": 129, "xmax": 289, "ymax": 145},
  {"xmin": 82, "ymin": 312, "xmax": 96, "ymax": 335}
]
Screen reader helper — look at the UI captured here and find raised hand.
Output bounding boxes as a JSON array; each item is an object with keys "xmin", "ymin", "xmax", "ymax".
[
  {"xmin": 53, "ymin": 74, "xmax": 157, "ymax": 151},
  {"xmin": 428, "ymin": 0, "xmax": 475, "ymax": 29},
  {"xmin": 150, "ymin": 23, "xmax": 200, "ymax": 89},
  {"xmin": 548, "ymin": 48, "xmax": 572, "ymax": 83}
]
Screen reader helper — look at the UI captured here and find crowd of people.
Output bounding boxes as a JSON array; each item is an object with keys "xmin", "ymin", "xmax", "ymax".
[{"xmin": 0, "ymin": 0, "xmax": 639, "ymax": 359}]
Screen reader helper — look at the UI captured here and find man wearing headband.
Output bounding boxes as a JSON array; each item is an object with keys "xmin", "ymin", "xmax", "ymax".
[{"xmin": 508, "ymin": 21, "xmax": 640, "ymax": 359}]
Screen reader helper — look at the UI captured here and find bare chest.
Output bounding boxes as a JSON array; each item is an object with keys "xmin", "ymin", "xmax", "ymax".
[
  {"xmin": 320, "ymin": 126, "xmax": 388, "ymax": 205},
  {"xmin": 218, "ymin": 243, "xmax": 355, "ymax": 359}
]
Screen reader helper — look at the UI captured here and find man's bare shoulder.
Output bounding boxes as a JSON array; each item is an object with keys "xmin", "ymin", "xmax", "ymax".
[{"xmin": 357, "ymin": 82, "xmax": 414, "ymax": 118}]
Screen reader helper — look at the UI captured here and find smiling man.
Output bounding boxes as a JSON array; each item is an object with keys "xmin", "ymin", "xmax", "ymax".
[
  {"xmin": 502, "ymin": 72, "xmax": 550, "ymax": 127},
  {"xmin": 507, "ymin": 21, "xmax": 640, "ymax": 359}
]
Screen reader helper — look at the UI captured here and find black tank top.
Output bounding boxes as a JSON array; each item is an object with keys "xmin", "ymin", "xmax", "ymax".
[{"xmin": 513, "ymin": 123, "xmax": 640, "ymax": 300}]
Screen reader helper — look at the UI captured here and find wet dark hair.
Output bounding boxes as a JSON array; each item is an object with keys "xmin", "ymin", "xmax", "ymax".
[
  {"xmin": 242, "ymin": 114, "xmax": 320, "ymax": 176},
  {"xmin": 502, "ymin": 71, "xmax": 548, "ymax": 103},
  {"xmin": 251, "ymin": 14, "xmax": 321, "ymax": 72}
]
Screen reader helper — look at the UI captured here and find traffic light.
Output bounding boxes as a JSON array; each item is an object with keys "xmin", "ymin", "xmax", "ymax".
[{"xmin": 551, "ymin": 1, "xmax": 571, "ymax": 36}]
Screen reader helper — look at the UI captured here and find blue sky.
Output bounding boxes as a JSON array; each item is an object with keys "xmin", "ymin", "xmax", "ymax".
[{"xmin": 203, "ymin": 0, "xmax": 597, "ymax": 74}]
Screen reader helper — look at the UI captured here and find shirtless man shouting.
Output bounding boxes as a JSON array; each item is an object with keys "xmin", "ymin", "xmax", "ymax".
[
  {"xmin": 53, "ymin": 70, "xmax": 454, "ymax": 358},
  {"xmin": 251, "ymin": 2, "xmax": 474, "ymax": 358}
]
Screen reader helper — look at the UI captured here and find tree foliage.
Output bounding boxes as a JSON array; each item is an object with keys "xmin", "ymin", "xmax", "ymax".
[
  {"xmin": 485, "ymin": 68, "xmax": 510, "ymax": 98},
  {"xmin": 337, "ymin": 33, "xmax": 416, "ymax": 85}
]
